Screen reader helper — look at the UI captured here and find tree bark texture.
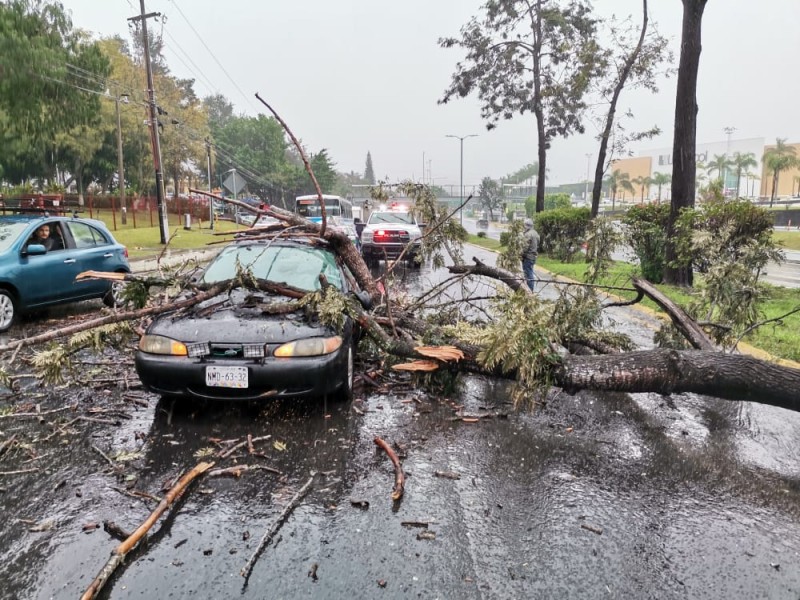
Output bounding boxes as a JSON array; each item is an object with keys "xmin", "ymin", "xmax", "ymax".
[
  {"xmin": 556, "ymin": 350, "xmax": 800, "ymax": 413},
  {"xmin": 664, "ymin": 0, "xmax": 707, "ymax": 286}
]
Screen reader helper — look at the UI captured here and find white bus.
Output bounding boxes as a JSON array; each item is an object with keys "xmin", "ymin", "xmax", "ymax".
[{"xmin": 295, "ymin": 194, "xmax": 353, "ymax": 223}]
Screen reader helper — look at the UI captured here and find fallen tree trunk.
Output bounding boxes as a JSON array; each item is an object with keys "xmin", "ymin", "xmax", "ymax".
[{"xmin": 555, "ymin": 349, "xmax": 800, "ymax": 412}]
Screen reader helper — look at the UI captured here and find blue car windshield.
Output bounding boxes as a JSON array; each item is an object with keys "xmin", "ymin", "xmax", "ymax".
[
  {"xmin": 201, "ymin": 244, "xmax": 343, "ymax": 291},
  {"xmin": 0, "ymin": 221, "xmax": 33, "ymax": 252}
]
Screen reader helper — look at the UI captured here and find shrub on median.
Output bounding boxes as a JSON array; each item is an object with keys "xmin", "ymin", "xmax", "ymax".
[{"xmin": 535, "ymin": 207, "xmax": 591, "ymax": 262}]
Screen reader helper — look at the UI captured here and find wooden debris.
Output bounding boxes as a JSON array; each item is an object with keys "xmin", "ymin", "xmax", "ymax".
[
  {"xmin": 414, "ymin": 345, "xmax": 464, "ymax": 362},
  {"xmin": 207, "ymin": 464, "xmax": 281, "ymax": 478},
  {"xmin": 308, "ymin": 563, "xmax": 319, "ymax": 581},
  {"xmin": 392, "ymin": 360, "xmax": 440, "ymax": 372},
  {"xmin": 434, "ymin": 471, "xmax": 461, "ymax": 480},
  {"xmin": 373, "ymin": 437, "xmax": 405, "ymax": 501},
  {"xmin": 349, "ymin": 499, "xmax": 370, "ymax": 509},
  {"xmin": 80, "ymin": 460, "xmax": 214, "ymax": 600},
  {"xmin": 417, "ymin": 530, "xmax": 436, "ymax": 541},
  {"xmin": 580, "ymin": 523, "xmax": 603, "ymax": 535},
  {"xmin": 400, "ymin": 520, "xmax": 431, "ymax": 528},
  {"xmin": 103, "ymin": 521, "xmax": 131, "ymax": 542},
  {"xmin": 240, "ymin": 475, "xmax": 315, "ymax": 583}
]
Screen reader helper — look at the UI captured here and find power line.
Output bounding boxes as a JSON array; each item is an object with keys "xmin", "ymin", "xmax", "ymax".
[
  {"xmin": 160, "ymin": 25, "xmax": 219, "ymax": 95},
  {"xmin": 167, "ymin": 0, "xmax": 260, "ymax": 114}
]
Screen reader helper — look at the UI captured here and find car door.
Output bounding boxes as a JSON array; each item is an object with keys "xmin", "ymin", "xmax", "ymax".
[
  {"xmin": 18, "ymin": 221, "xmax": 82, "ymax": 307},
  {"xmin": 63, "ymin": 221, "xmax": 117, "ymax": 298}
]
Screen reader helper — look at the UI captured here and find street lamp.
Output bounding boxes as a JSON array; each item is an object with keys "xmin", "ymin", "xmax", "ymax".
[{"xmin": 446, "ymin": 134, "xmax": 478, "ymax": 226}]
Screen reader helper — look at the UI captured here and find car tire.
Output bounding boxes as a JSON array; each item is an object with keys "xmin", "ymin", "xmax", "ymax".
[
  {"xmin": 0, "ymin": 290, "xmax": 17, "ymax": 333},
  {"xmin": 102, "ymin": 275, "xmax": 127, "ymax": 308},
  {"xmin": 334, "ymin": 343, "xmax": 354, "ymax": 402}
]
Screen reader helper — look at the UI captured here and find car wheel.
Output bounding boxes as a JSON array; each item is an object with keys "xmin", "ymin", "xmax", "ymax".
[
  {"xmin": 102, "ymin": 277, "xmax": 126, "ymax": 308},
  {"xmin": 0, "ymin": 290, "xmax": 17, "ymax": 333},
  {"xmin": 334, "ymin": 344, "xmax": 354, "ymax": 402}
]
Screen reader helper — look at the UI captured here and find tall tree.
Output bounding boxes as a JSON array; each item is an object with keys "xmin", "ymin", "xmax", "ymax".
[
  {"xmin": 705, "ymin": 153, "xmax": 731, "ymax": 183},
  {"xmin": 364, "ymin": 151, "xmax": 376, "ymax": 185},
  {"xmin": 730, "ymin": 152, "xmax": 757, "ymax": 198},
  {"xmin": 632, "ymin": 175, "xmax": 652, "ymax": 202},
  {"xmin": 651, "ymin": 171, "xmax": 671, "ymax": 202},
  {"xmin": 589, "ymin": 0, "xmax": 671, "ymax": 217},
  {"xmin": 604, "ymin": 169, "xmax": 634, "ymax": 209},
  {"xmin": 440, "ymin": 0, "xmax": 600, "ymax": 213},
  {"xmin": 477, "ymin": 176, "xmax": 503, "ymax": 221},
  {"xmin": 763, "ymin": 138, "xmax": 798, "ymax": 207},
  {"xmin": 664, "ymin": 0, "xmax": 709, "ymax": 287}
]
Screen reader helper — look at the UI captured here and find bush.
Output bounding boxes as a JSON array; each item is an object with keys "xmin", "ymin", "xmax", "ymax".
[
  {"xmin": 535, "ymin": 207, "xmax": 591, "ymax": 262},
  {"xmin": 524, "ymin": 195, "xmax": 536, "ymax": 217},
  {"xmin": 499, "ymin": 231, "xmax": 511, "ymax": 246},
  {"xmin": 477, "ymin": 231, "xmax": 487, "ymax": 238},
  {"xmin": 622, "ymin": 203, "xmax": 671, "ymax": 283},
  {"xmin": 543, "ymin": 193, "xmax": 572, "ymax": 211}
]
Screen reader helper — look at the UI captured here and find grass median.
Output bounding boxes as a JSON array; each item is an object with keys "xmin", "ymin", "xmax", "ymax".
[{"xmin": 467, "ymin": 233, "xmax": 800, "ymax": 362}]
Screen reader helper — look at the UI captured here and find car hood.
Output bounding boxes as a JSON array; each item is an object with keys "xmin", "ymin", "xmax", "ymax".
[{"xmin": 147, "ymin": 289, "xmax": 334, "ymax": 344}]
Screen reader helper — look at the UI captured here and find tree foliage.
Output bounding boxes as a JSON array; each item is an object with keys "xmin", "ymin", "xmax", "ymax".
[
  {"xmin": 477, "ymin": 176, "xmax": 503, "ymax": 220},
  {"xmin": 763, "ymin": 138, "xmax": 798, "ymax": 206},
  {"xmin": 364, "ymin": 151, "xmax": 376, "ymax": 185},
  {"xmin": 440, "ymin": 0, "xmax": 601, "ymax": 213}
]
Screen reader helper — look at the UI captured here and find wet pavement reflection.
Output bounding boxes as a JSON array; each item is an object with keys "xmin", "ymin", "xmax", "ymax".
[{"xmin": 0, "ymin": 247, "xmax": 799, "ymax": 599}]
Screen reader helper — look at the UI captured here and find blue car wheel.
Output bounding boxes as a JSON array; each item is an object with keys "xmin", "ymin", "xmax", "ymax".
[{"xmin": 0, "ymin": 290, "xmax": 17, "ymax": 333}]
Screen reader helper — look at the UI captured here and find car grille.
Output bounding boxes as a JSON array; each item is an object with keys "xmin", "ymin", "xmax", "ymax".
[{"xmin": 210, "ymin": 344, "xmax": 245, "ymax": 358}]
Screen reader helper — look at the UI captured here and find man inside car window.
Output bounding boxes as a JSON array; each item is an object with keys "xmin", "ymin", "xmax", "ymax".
[{"xmin": 28, "ymin": 224, "xmax": 59, "ymax": 251}]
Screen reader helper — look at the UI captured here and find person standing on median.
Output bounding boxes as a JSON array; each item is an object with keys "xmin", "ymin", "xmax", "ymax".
[{"xmin": 521, "ymin": 218, "xmax": 539, "ymax": 291}]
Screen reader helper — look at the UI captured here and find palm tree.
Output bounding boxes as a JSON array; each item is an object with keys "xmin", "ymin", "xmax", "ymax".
[
  {"xmin": 763, "ymin": 138, "xmax": 799, "ymax": 207},
  {"xmin": 705, "ymin": 153, "xmax": 732, "ymax": 185},
  {"xmin": 651, "ymin": 172, "xmax": 671, "ymax": 202},
  {"xmin": 729, "ymin": 152, "xmax": 758, "ymax": 198},
  {"xmin": 632, "ymin": 175, "xmax": 653, "ymax": 202},
  {"xmin": 604, "ymin": 169, "xmax": 634, "ymax": 210}
]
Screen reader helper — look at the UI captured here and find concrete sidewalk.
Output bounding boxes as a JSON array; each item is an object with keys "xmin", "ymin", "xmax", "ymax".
[{"xmin": 130, "ymin": 247, "xmax": 220, "ymax": 273}]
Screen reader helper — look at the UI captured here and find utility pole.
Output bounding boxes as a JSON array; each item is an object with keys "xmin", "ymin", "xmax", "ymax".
[
  {"xmin": 129, "ymin": 0, "xmax": 168, "ymax": 244},
  {"xmin": 205, "ymin": 138, "xmax": 213, "ymax": 230},
  {"xmin": 446, "ymin": 134, "xmax": 478, "ymax": 226},
  {"xmin": 115, "ymin": 92, "xmax": 129, "ymax": 225}
]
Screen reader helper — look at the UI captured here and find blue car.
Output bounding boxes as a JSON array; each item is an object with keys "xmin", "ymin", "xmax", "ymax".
[{"xmin": 0, "ymin": 214, "xmax": 131, "ymax": 332}]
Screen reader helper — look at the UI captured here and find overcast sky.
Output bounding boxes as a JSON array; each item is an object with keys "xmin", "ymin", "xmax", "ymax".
[{"xmin": 62, "ymin": 0, "xmax": 800, "ymax": 190}]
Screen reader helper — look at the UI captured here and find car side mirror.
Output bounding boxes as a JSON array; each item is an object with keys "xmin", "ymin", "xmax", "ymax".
[
  {"xmin": 354, "ymin": 289, "xmax": 373, "ymax": 311},
  {"xmin": 25, "ymin": 244, "xmax": 47, "ymax": 256}
]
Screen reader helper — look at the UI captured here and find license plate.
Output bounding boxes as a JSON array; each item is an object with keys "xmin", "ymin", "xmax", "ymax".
[{"xmin": 205, "ymin": 366, "xmax": 249, "ymax": 388}]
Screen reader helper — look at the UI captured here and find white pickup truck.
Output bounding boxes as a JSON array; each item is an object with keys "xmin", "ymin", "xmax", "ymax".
[{"xmin": 360, "ymin": 209, "xmax": 422, "ymax": 266}]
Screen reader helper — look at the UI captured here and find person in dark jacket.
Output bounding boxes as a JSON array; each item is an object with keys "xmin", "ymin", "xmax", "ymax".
[
  {"xmin": 521, "ymin": 218, "xmax": 539, "ymax": 291},
  {"xmin": 27, "ymin": 224, "xmax": 58, "ymax": 251}
]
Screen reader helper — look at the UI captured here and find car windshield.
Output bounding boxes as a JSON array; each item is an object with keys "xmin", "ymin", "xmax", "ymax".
[
  {"xmin": 0, "ymin": 221, "xmax": 33, "ymax": 252},
  {"xmin": 201, "ymin": 244, "xmax": 343, "ymax": 291},
  {"xmin": 368, "ymin": 212, "xmax": 414, "ymax": 225}
]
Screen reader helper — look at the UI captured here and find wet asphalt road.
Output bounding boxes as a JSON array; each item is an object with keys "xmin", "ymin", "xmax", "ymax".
[{"xmin": 0, "ymin": 247, "xmax": 799, "ymax": 599}]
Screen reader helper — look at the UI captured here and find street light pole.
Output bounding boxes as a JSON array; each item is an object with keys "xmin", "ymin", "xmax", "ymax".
[
  {"xmin": 584, "ymin": 153, "xmax": 592, "ymax": 204},
  {"xmin": 446, "ymin": 134, "xmax": 478, "ymax": 226},
  {"xmin": 114, "ymin": 93, "xmax": 129, "ymax": 224}
]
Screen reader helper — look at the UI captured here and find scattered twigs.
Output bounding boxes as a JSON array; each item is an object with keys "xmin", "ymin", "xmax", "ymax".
[
  {"xmin": 373, "ymin": 437, "xmax": 405, "ymax": 501},
  {"xmin": 0, "ymin": 468, "xmax": 38, "ymax": 476},
  {"xmin": 90, "ymin": 444, "xmax": 116, "ymax": 469},
  {"xmin": 215, "ymin": 435, "xmax": 272, "ymax": 460},
  {"xmin": 80, "ymin": 461, "xmax": 214, "ymax": 600},
  {"xmin": 240, "ymin": 475, "xmax": 315, "ymax": 583},
  {"xmin": 0, "ymin": 405, "xmax": 75, "ymax": 420},
  {"xmin": 0, "ymin": 434, "xmax": 18, "ymax": 456},
  {"xmin": 732, "ymin": 304, "xmax": 800, "ymax": 351},
  {"xmin": 103, "ymin": 521, "xmax": 132, "ymax": 542},
  {"xmin": 208, "ymin": 464, "xmax": 281, "ymax": 478},
  {"xmin": 110, "ymin": 486, "xmax": 161, "ymax": 504}
]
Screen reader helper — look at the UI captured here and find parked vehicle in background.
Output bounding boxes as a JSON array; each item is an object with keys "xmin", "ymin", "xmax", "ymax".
[
  {"xmin": 477, "ymin": 211, "xmax": 489, "ymax": 230},
  {"xmin": 295, "ymin": 194, "xmax": 353, "ymax": 222},
  {"xmin": 135, "ymin": 237, "xmax": 369, "ymax": 401},
  {"xmin": 0, "ymin": 214, "xmax": 131, "ymax": 332},
  {"xmin": 360, "ymin": 209, "xmax": 423, "ymax": 266}
]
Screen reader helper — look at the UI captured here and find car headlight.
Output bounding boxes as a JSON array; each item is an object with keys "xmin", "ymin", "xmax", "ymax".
[
  {"xmin": 274, "ymin": 336, "xmax": 342, "ymax": 357},
  {"xmin": 362, "ymin": 230, "xmax": 373, "ymax": 242},
  {"xmin": 139, "ymin": 334, "xmax": 188, "ymax": 356}
]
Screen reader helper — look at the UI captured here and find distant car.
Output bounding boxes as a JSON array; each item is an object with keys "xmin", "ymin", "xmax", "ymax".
[
  {"xmin": 360, "ymin": 210, "xmax": 422, "ymax": 266},
  {"xmin": 476, "ymin": 218, "xmax": 489, "ymax": 230},
  {"xmin": 134, "ymin": 238, "xmax": 369, "ymax": 402},
  {"xmin": 0, "ymin": 214, "xmax": 131, "ymax": 332}
]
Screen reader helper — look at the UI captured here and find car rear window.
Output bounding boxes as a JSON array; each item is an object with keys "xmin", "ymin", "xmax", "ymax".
[{"xmin": 201, "ymin": 244, "xmax": 343, "ymax": 291}]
